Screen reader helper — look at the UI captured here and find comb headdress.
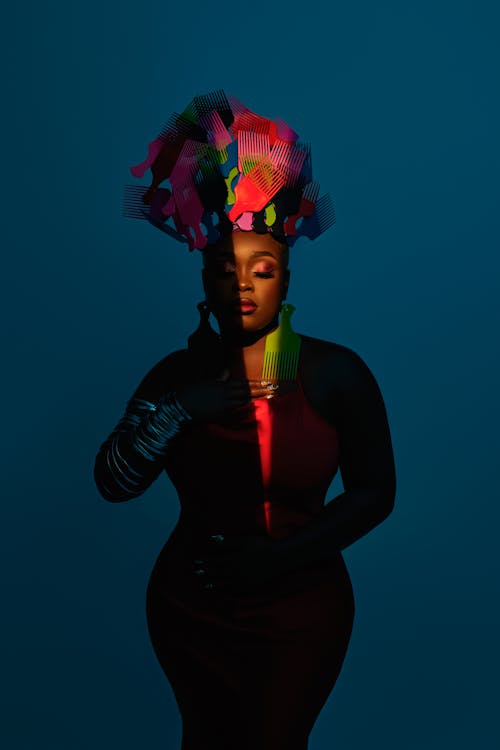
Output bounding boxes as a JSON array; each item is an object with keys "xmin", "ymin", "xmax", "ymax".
[{"xmin": 124, "ymin": 90, "xmax": 335, "ymax": 252}]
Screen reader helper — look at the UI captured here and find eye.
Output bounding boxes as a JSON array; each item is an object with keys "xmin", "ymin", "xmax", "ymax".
[
  {"xmin": 215, "ymin": 260, "xmax": 236, "ymax": 276},
  {"xmin": 253, "ymin": 262, "xmax": 275, "ymax": 278}
]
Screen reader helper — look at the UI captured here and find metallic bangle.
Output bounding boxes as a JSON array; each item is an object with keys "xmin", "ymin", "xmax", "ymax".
[
  {"xmin": 132, "ymin": 391, "xmax": 192, "ymax": 462},
  {"xmin": 95, "ymin": 392, "xmax": 194, "ymax": 500}
]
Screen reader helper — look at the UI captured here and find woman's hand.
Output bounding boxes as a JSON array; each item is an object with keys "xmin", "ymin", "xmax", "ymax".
[
  {"xmin": 190, "ymin": 533, "xmax": 285, "ymax": 593},
  {"xmin": 175, "ymin": 370, "xmax": 282, "ymax": 423}
]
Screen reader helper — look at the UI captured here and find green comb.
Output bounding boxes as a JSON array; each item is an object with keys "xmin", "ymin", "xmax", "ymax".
[{"xmin": 261, "ymin": 303, "xmax": 301, "ymax": 381}]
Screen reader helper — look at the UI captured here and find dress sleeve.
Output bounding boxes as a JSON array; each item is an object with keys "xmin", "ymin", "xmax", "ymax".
[
  {"xmin": 335, "ymin": 346, "xmax": 396, "ymax": 496},
  {"xmin": 277, "ymin": 346, "xmax": 396, "ymax": 572},
  {"xmin": 93, "ymin": 351, "xmax": 192, "ymax": 503}
]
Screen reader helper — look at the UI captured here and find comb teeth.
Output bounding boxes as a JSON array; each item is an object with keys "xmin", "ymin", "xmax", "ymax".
[
  {"xmin": 200, "ymin": 110, "xmax": 232, "ymax": 150},
  {"xmin": 243, "ymin": 142, "xmax": 302, "ymax": 196},
  {"xmin": 158, "ymin": 112, "xmax": 206, "ymax": 143},
  {"xmin": 171, "ymin": 139, "xmax": 207, "ymax": 180},
  {"xmin": 192, "ymin": 93, "xmax": 215, "ymax": 119},
  {"xmin": 316, "ymin": 193, "xmax": 336, "ymax": 227},
  {"xmin": 227, "ymin": 94, "xmax": 249, "ymax": 117},
  {"xmin": 286, "ymin": 193, "xmax": 336, "ymax": 245},
  {"xmin": 247, "ymin": 159, "xmax": 287, "ymax": 196},
  {"xmin": 261, "ymin": 351, "xmax": 300, "ymax": 381},
  {"xmin": 303, "ymin": 181, "xmax": 320, "ymax": 202},
  {"xmin": 295, "ymin": 142, "xmax": 312, "ymax": 185},
  {"xmin": 122, "ymin": 206, "xmax": 148, "ymax": 219},
  {"xmin": 238, "ymin": 132, "xmax": 270, "ymax": 175},
  {"xmin": 197, "ymin": 146, "xmax": 224, "ymax": 177},
  {"xmin": 192, "ymin": 89, "xmax": 232, "ymax": 121},
  {"xmin": 123, "ymin": 184, "xmax": 149, "ymax": 218},
  {"xmin": 204, "ymin": 89, "xmax": 234, "ymax": 127},
  {"xmin": 233, "ymin": 110, "xmax": 271, "ymax": 135},
  {"xmin": 273, "ymin": 116, "xmax": 300, "ymax": 143},
  {"xmin": 269, "ymin": 140, "xmax": 307, "ymax": 186},
  {"xmin": 227, "ymin": 94, "xmax": 248, "ymax": 117},
  {"xmin": 156, "ymin": 112, "xmax": 179, "ymax": 142}
]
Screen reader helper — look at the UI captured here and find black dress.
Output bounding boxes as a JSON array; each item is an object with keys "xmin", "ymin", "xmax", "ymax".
[{"xmin": 145, "ymin": 371, "xmax": 355, "ymax": 750}]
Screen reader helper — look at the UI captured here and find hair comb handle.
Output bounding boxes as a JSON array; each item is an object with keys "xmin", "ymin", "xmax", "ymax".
[
  {"xmin": 283, "ymin": 182, "xmax": 320, "ymax": 235},
  {"xmin": 228, "ymin": 174, "xmax": 276, "ymax": 221},
  {"xmin": 130, "ymin": 137, "xmax": 164, "ymax": 179},
  {"xmin": 270, "ymin": 118, "xmax": 300, "ymax": 144}
]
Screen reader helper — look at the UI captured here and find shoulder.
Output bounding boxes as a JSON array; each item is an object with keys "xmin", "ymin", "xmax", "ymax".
[
  {"xmin": 130, "ymin": 348, "xmax": 191, "ymax": 403},
  {"xmin": 298, "ymin": 333, "xmax": 386, "ymax": 424},
  {"xmin": 299, "ymin": 333, "xmax": 377, "ymax": 390}
]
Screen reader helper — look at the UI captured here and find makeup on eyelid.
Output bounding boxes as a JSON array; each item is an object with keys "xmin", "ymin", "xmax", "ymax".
[{"xmin": 217, "ymin": 260, "xmax": 276, "ymax": 276}]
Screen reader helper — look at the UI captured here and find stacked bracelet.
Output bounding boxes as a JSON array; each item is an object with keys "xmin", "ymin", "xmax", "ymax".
[
  {"xmin": 133, "ymin": 391, "xmax": 192, "ymax": 461},
  {"xmin": 95, "ymin": 392, "xmax": 193, "ymax": 501}
]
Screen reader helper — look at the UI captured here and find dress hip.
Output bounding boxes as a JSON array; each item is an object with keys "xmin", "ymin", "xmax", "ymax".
[{"xmin": 146, "ymin": 525, "xmax": 355, "ymax": 750}]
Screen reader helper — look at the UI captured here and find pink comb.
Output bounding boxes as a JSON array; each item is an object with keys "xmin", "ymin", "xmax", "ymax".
[
  {"xmin": 130, "ymin": 137, "xmax": 165, "ymax": 179},
  {"xmin": 130, "ymin": 112, "xmax": 186, "ymax": 179},
  {"xmin": 269, "ymin": 139, "xmax": 308, "ymax": 186},
  {"xmin": 200, "ymin": 109, "xmax": 232, "ymax": 150},
  {"xmin": 271, "ymin": 117, "xmax": 299, "ymax": 144},
  {"xmin": 162, "ymin": 140, "xmax": 208, "ymax": 251},
  {"xmin": 227, "ymin": 94, "xmax": 249, "ymax": 117},
  {"xmin": 234, "ymin": 211, "xmax": 254, "ymax": 230},
  {"xmin": 163, "ymin": 173, "xmax": 207, "ymax": 251},
  {"xmin": 237, "ymin": 131, "xmax": 270, "ymax": 175}
]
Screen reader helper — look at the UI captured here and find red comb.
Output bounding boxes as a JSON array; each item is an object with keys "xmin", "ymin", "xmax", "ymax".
[{"xmin": 283, "ymin": 181, "xmax": 320, "ymax": 235}]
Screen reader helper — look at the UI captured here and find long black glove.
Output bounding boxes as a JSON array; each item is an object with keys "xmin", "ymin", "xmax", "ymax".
[
  {"xmin": 93, "ymin": 391, "xmax": 192, "ymax": 502},
  {"xmin": 275, "ymin": 346, "xmax": 397, "ymax": 572}
]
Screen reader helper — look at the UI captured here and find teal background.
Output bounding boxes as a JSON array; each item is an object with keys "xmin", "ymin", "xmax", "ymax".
[{"xmin": 3, "ymin": 0, "xmax": 499, "ymax": 747}]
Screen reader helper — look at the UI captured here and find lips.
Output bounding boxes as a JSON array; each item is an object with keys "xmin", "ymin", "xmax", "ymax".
[{"xmin": 234, "ymin": 297, "xmax": 257, "ymax": 313}]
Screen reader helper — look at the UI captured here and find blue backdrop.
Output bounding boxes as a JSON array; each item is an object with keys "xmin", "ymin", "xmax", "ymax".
[{"xmin": 3, "ymin": 0, "xmax": 499, "ymax": 747}]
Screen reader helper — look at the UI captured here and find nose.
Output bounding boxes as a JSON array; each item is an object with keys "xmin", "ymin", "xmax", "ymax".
[{"xmin": 233, "ymin": 272, "xmax": 253, "ymax": 292}]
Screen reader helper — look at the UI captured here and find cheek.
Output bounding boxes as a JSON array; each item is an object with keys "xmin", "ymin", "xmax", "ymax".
[{"xmin": 259, "ymin": 281, "xmax": 284, "ymax": 308}]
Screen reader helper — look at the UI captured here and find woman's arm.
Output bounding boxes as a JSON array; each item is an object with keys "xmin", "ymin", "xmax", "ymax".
[
  {"xmin": 277, "ymin": 346, "xmax": 397, "ymax": 572},
  {"xmin": 93, "ymin": 350, "xmax": 192, "ymax": 503}
]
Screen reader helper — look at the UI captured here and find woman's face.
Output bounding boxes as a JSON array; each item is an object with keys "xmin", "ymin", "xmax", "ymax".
[{"xmin": 202, "ymin": 231, "xmax": 290, "ymax": 337}]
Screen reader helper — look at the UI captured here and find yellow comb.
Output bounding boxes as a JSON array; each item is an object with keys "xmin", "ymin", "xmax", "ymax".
[{"xmin": 261, "ymin": 303, "xmax": 301, "ymax": 381}]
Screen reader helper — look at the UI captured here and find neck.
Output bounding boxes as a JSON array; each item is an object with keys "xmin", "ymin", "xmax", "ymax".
[
  {"xmin": 221, "ymin": 316, "xmax": 278, "ymax": 346},
  {"xmin": 219, "ymin": 316, "xmax": 279, "ymax": 366}
]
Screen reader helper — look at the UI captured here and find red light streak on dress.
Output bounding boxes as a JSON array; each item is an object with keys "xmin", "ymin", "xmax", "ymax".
[{"xmin": 146, "ymin": 373, "xmax": 355, "ymax": 750}]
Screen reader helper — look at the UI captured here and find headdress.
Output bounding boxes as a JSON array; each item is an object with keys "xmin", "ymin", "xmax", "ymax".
[{"xmin": 123, "ymin": 90, "xmax": 335, "ymax": 252}]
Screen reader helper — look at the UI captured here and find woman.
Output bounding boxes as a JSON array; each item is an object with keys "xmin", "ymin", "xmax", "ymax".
[{"xmin": 94, "ymin": 91, "xmax": 396, "ymax": 750}]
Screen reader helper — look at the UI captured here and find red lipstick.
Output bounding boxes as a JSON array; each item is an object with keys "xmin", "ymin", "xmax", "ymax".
[{"xmin": 233, "ymin": 297, "xmax": 257, "ymax": 314}]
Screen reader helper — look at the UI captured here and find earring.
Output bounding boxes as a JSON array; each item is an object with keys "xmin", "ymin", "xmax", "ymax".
[
  {"xmin": 187, "ymin": 301, "xmax": 225, "ymax": 376},
  {"xmin": 261, "ymin": 301, "xmax": 301, "ymax": 382}
]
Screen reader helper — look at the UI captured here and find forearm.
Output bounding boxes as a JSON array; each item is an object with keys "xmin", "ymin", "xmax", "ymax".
[
  {"xmin": 94, "ymin": 392, "xmax": 192, "ymax": 502},
  {"xmin": 277, "ymin": 488, "xmax": 395, "ymax": 574}
]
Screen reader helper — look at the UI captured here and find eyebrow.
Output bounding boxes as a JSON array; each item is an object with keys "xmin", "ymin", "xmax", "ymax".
[{"xmin": 213, "ymin": 250, "xmax": 277, "ymax": 260}]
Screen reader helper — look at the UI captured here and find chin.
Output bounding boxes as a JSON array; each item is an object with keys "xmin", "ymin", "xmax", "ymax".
[{"xmin": 220, "ymin": 313, "xmax": 272, "ymax": 334}]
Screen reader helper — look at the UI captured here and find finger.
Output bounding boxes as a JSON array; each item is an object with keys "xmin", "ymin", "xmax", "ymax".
[
  {"xmin": 225, "ymin": 387, "xmax": 253, "ymax": 398},
  {"xmin": 198, "ymin": 573, "xmax": 234, "ymax": 592},
  {"xmin": 224, "ymin": 383, "xmax": 253, "ymax": 394},
  {"xmin": 246, "ymin": 389, "xmax": 277, "ymax": 400}
]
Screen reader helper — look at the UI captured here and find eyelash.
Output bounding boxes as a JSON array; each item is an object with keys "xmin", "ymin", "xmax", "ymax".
[{"xmin": 217, "ymin": 270, "xmax": 275, "ymax": 278}]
